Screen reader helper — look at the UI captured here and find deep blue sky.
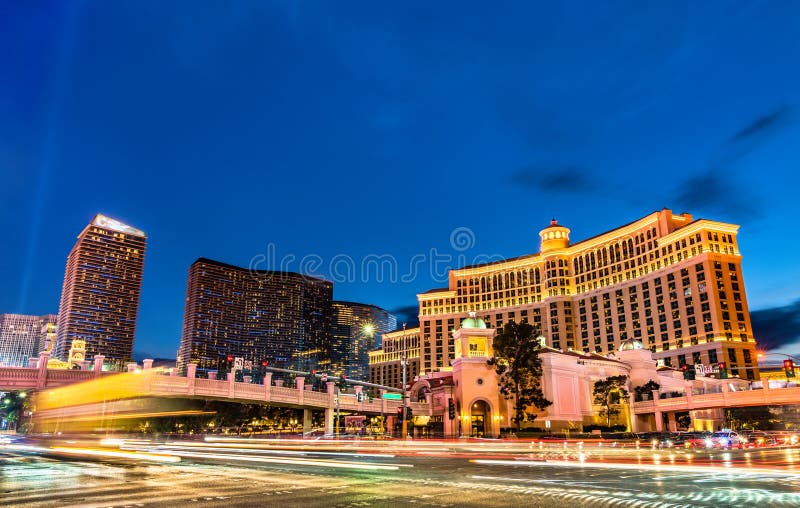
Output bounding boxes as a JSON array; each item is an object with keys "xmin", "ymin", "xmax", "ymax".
[{"xmin": 2, "ymin": 2, "xmax": 799, "ymax": 359}]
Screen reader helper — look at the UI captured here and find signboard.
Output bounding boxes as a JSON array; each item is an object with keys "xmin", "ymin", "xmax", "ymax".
[
  {"xmin": 344, "ymin": 415, "xmax": 366, "ymax": 434},
  {"xmin": 382, "ymin": 393, "xmax": 402, "ymax": 400},
  {"xmin": 244, "ymin": 360, "xmax": 253, "ymax": 371},
  {"xmin": 234, "ymin": 357, "xmax": 244, "ymax": 371},
  {"xmin": 694, "ymin": 363, "xmax": 719, "ymax": 376}
]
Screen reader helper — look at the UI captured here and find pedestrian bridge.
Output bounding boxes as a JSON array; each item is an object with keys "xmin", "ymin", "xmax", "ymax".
[
  {"xmin": 631, "ymin": 381, "xmax": 800, "ymax": 431},
  {"xmin": 0, "ymin": 355, "xmax": 430, "ymax": 435}
]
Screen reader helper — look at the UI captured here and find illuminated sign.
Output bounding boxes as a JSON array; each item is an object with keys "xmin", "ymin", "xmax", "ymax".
[
  {"xmin": 92, "ymin": 214, "xmax": 146, "ymax": 237},
  {"xmin": 694, "ymin": 363, "xmax": 719, "ymax": 376}
]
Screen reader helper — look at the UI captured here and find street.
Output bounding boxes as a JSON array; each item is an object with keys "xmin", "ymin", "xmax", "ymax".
[{"xmin": 3, "ymin": 437, "xmax": 800, "ymax": 507}]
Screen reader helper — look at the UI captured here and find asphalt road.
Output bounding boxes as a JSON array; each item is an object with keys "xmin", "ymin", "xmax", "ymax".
[{"xmin": 3, "ymin": 438, "xmax": 800, "ymax": 507}]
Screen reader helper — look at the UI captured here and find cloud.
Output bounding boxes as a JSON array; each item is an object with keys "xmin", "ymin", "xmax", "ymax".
[
  {"xmin": 750, "ymin": 299, "xmax": 800, "ymax": 351},
  {"xmin": 391, "ymin": 304, "xmax": 420, "ymax": 329},
  {"xmin": 671, "ymin": 168, "xmax": 761, "ymax": 219},
  {"xmin": 668, "ymin": 106, "xmax": 793, "ymax": 221},
  {"xmin": 510, "ymin": 165, "xmax": 594, "ymax": 193},
  {"xmin": 729, "ymin": 105, "xmax": 791, "ymax": 144}
]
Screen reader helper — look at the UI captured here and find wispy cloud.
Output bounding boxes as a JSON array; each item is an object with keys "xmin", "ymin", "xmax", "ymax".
[
  {"xmin": 391, "ymin": 304, "xmax": 420, "ymax": 329},
  {"xmin": 729, "ymin": 105, "xmax": 791, "ymax": 144},
  {"xmin": 669, "ymin": 105, "xmax": 793, "ymax": 221},
  {"xmin": 510, "ymin": 165, "xmax": 594, "ymax": 193},
  {"xmin": 672, "ymin": 168, "xmax": 761, "ymax": 219},
  {"xmin": 751, "ymin": 299, "xmax": 800, "ymax": 351}
]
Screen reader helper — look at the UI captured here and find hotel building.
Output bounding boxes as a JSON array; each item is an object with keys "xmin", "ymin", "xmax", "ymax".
[
  {"xmin": 368, "ymin": 325, "xmax": 421, "ymax": 388},
  {"xmin": 0, "ymin": 314, "xmax": 57, "ymax": 367},
  {"xmin": 370, "ymin": 209, "xmax": 758, "ymax": 387},
  {"xmin": 331, "ymin": 301, "xmax": 396, "ymax": 380},
  {"xmin": 54, "ymin": 214, "xmax": 147, "ymax": 368},
  {"xmin": 176, "ymin": 258, "xmax": 333, "ymax": 376}
]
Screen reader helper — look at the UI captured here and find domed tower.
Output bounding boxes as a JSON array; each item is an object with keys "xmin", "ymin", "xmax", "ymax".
[
  {"xmin": 539, "ymin": 219, "xmax": 574, "ymax": 347},
  {"xmin": 539, "ymin": 219, "xmax": 571, "ymax": 253}
]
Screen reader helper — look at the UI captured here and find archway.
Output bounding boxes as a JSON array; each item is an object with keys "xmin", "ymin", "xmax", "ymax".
[{"xmin": 469, "ymin": 400, "xmax": 490, "ymax": 437}]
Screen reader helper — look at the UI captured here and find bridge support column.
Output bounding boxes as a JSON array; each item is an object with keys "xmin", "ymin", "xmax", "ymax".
[
  {"xmin": 654, "ymin": 411, "xmax": 663, "ymax": 431},
  {"xmin": 667, "ymin": 412, "xmax": 677, "ymax": 432},
  {"xmin": 126, "ymin": 363, "xmax": 138, "ymax": 372},
  {"xmin": 143, "ymin": 359, "xmax": 154, "ymax": 370},
  {"xmin": 296, "ymin": 377, "xmax": 305, "ymax": 405},
  {"xmin": 303, "ymin": 409, "xmax": 313, "ymax": 434},
  {"xmin": 187, "ymin": 364, "xmax": 197, "ymax": 396},
  {"xmin": 228, "ymin": 372, "xmax": 235, "ymax": 398},
  {"xmin": 36, "ymin": 351, "xmax": 51, "ymax": 389},
  {"xmin": 263, "ymin": 373, "xmax": 272, "ymax": 402},
  {"xmin": 93, "ymin": 355, "xmax": 105, "ymax": 377},
  {"xmin": 324, "ymin": 407, "xmax": 334, "ymax": 436}
]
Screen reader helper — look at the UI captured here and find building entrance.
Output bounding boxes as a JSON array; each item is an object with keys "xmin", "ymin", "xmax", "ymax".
[{"xmin": 470, "ymin": 400, "xmax": 490, "ymax": 437}]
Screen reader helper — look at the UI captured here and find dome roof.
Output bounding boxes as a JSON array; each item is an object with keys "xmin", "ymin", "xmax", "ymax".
[
  {"xmin": 460, "ymin": 311, "xmax": 487, "ymax": 329},
  {"xmin": 619, "ymin": 338, "xmax": 644, "ymax": 351}
]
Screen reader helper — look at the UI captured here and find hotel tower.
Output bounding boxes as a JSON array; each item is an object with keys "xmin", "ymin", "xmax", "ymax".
[
  {"xmin": 54, "ymin": 214, "xmax": 147, "ymax": 367},
  {"xmin": 370, "ymin": 209, "xmax": 759, "ymax": 387}
]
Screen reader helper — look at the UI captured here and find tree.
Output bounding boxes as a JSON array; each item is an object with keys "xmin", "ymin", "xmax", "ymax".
[
  {"xmin": 593, "ymin": 375, "xmax": 629, "ymax": 427},
  {"xmin": 633, "ymin": 380, "xmax": 660, "ymax": 401},
  {"xmin": 487, "ymin": 321, "xmax": 552, "ymax": 431},
  {"xmin": 725, "ymin": 406, "xmax": 782, "ymax": 431}
]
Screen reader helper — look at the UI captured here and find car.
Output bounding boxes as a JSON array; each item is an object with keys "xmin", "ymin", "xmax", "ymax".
[
  {"xmin": 741, "ymin": 431, "xmax": 777, "ymax": 447},
  {"xmin": 710, "ymin": 430, "xmax": 746, "ymax": 448},
  {"xmin": 672, "ymin": 431, "xmax": 712, "ymax": 448}
]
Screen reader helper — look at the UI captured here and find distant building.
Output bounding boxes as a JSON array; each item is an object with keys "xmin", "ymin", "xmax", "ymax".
[
  {"xmin": 331, "ymin": 301, "xmax": 397, "ymax": 380},
  {"xmin": 54, "ymin": 214, "xmax": 147, "ymax": 368},
  {"xmin": 38, "ymin": 314, "xmax": 58, "ymax": 354},
  {"xmin": 176, "ymin": 258, "xmax": 333, "ymax": 376},
  {"xmin": 0, "ymin": 314, "xmax": 57, "ymax": 367},
  {"xmin": 369, "ymin": 325, "xmax": 420, "ymax": 389}
]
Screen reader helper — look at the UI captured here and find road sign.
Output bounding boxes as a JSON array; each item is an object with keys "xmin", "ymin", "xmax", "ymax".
[{"xmin": 234, "ymin": 357, "xmax": 244, "ymax": 370}]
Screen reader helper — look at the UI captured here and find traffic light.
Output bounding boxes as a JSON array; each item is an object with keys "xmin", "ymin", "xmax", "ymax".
[
  {"xmin": 718, "ymin": 362, "xmax": 728, "ymax": 379},
  {"xmin": 261, "ymin": 360, "xmax": 268, "ymax": 368},
  {"xmin": 357, "ymin": 392, "xmax": 364, "ymax": 402},
  {"xmin": 784, "ymin": 360, "xmax": 795, "ymax": 378},
  {"xmin": 681, "ymin": 364, "xmax": 695, "ymax": 380},
  {"xmin": 448, "ymin": 398, "xmax": 456, "ymax": 419},
  {"xmin": 338, "ymin": 375, "xmax": 347, "ymax": 390},
  {"xmin": 406, "ymin": 407, "xmax": 413, "ymax": 420},
  {"xmin": 396, "ymin": 406, "xmax": 403, "ymax": 419},
  {"xmin": 368, "ymin": 392, "xmax": 374, "ymax": 403}
]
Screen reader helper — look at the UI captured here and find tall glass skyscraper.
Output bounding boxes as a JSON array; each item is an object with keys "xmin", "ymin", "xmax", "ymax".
[
  {"xmin": 177, "ymin": 258, "xmax": 333, "ymax": 376},
  {"xmin": 331, "ymin": 301, "xmax": 397, "ymax": 380},
  {"xmin": 54, "ymin": 214, "xmax": 147, "ymax": 368}
]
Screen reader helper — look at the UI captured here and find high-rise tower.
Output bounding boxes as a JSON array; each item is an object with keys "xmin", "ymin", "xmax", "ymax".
[
  {"xmin": 54, "ymin": 214, "xmax": 147, "ymax": 368},
  {"xmin": 177, "ymin": 258, "xmax": 333, "ymax": 376},
  {"xmin": 331, "ymin": 301, "xmax": 397, "ymax": 380}
]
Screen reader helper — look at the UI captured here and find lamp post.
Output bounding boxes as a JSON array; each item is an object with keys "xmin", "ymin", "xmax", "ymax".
[{"xmin": 401, "ymin": 353, "xmax": 408, "ymax": 439}]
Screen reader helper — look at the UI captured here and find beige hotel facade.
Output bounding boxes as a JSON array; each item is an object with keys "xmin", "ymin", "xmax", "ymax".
[{"xmin": 371, "ymin": 209, "xmax": 759, "ymax": 387}]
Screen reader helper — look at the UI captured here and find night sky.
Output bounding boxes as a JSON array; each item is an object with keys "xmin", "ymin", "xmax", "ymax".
[{"xmin": 2, "ymin": 2, "xmax": 799, "ymax": 359}]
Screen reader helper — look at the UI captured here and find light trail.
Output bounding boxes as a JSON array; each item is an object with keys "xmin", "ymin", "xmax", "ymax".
[
  {"xmin": 47, "ymin": 446, "xmax": 181, "ymax": 463},
  {"xmin": 156, "ymin": 449, "xmax": 403, "ymax": 470},
  {"xmin": 470, "ymin": 458, "xmax": 800, "ymax": 477}
]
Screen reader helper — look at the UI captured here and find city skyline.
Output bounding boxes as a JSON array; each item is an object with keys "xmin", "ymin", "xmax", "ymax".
[{"xmin": 2, "ymin": 3, "xmax": 800, "ymax": 360}]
